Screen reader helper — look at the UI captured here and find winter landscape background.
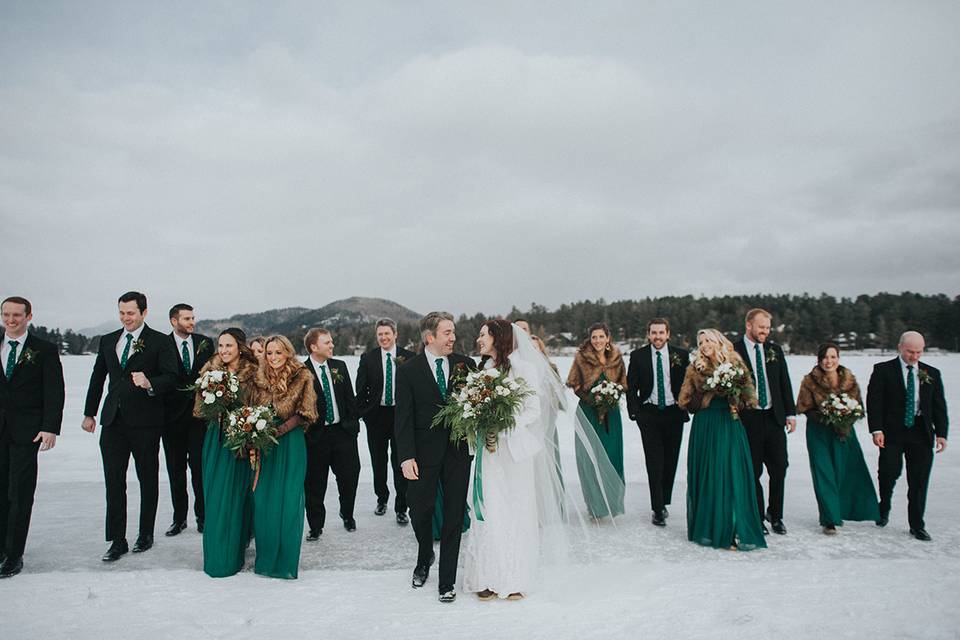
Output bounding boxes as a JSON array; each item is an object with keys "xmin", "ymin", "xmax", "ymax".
[{"xmin": 2, "ymin": 353, "xmax": 957, "ymax": 639}]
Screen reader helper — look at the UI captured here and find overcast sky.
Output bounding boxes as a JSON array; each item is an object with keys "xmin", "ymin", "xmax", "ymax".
[{"xmin": 3, "ymin": 1, "xmax": 959, "ymax": 331}]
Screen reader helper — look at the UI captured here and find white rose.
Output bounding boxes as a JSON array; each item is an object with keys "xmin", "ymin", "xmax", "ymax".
[
  {"xmin": 255, "ymin": 419, "xmax": 267, "ymax": 431},
  {"xmin": 215, "ymin": 390, "xmax": 223, "ymax": 397},
  {"xmin": 203, "ymin": 393, "xmax": 216, "ymax": 404}
]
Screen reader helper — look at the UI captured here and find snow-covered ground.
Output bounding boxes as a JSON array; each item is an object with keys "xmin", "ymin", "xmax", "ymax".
[{"xmin": 3, "ymin": 354, "xmax": 958, "ymax": 639}]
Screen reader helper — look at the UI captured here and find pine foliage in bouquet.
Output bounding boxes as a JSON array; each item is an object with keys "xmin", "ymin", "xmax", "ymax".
[
  {"xmin": 224, "ymin": 405, "xmax": 280, "ymax": 489},
  {"xmin": 818, "ymin": 393, "xmax": 865, "ymax": 441}
]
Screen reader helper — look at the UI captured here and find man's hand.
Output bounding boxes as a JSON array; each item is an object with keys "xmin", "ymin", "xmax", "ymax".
[
  {"xmin": 131, "ymin": 371, "xmax": 152, "ymax": 390},
  {"xmin": 785, "ymin": 417, "xmax": 797, "ymax": 434},
  {"xmin": 872, "ymin": 432, "xmax": 884, "ymax": 448},
  {"xmin": 33, "ymin": 431, "xmax": 57, "ymax": 451},
  {"xmin": 401, "ymin": 458, "xmax": 419, "ymax": 481},
  {"xmin": 936, "ymin": 437, "xmax": 947, "ymax": 453},
  {"xmin": 81, "ymin": 416, "xmax": 97, "ymax": 433}
]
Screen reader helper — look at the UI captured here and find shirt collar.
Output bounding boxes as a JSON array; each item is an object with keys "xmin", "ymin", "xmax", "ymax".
[
  {"xmin": 125, "ymin": 324, "xmax": 146, "ymax": 341},
  {"xmin": 310, "ymin": 355, "xmax": 328, "ymax": 370},
  {"xmin": 4, "ymin": 331, "xmax": 27, "ymax": 345}
]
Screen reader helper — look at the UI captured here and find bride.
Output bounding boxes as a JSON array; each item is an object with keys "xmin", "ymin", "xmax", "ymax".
[{"xmin": 460, "ymin": 320, "xmax": 623, "ymax": 600}]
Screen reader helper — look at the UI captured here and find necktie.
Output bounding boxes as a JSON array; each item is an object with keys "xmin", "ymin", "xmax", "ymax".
[
  {"xmin": 5, "ymin": 340, "xmax": 18, "ymax": 379},
  {"xmin": 181, "ymin": 340, "xmax": 191, "ymax": 373},
  {"xmin": 435, "ymin": 358, "xmax": 447, "ymax": 400},
  {"xmin": 905, "ymin": 365, "xmax": 916, "ymax": 428},
  {"xmin": 319, "ymin": 365, "xmax": 335, "ymax": 424},
  {"xmin": 120, "ymin": 334, "xmax": 133, "ymax": 369},
  {"xmin": 656, "ymin": 350, "xmax": 666, "ymax": 409},
  {"xmin": 754, "ymin": 343, "xmax": 768, "ymax": 408},
  {"xmin": 384, "ymin": 353, "xmax": 394, "ymax": 406}
]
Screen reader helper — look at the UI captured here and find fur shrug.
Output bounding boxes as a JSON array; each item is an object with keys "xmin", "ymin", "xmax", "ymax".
[
  {"xmin": 677, "ymin": 353, "xmax": 758, "ymax": 412},
  {"xmin": 795, "ymin": 364, "xmax": 862, "ymax": 423},
  {"xmin": 565, "ymin": 344, "xmax": 628, "ymax": 399},
  {"xmin": 248, "ymin": 363, "xmax": 319, "ymax": 424}
]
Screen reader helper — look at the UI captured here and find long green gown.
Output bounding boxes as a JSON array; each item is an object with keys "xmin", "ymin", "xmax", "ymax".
[
  {"xmin": 201, "ymin": 420, "xmax": 254, "ymax": 578},
  {"xmin": 805, "ymin": 419, "xmax": 880, "ymax": 527},
  {"xmin": 253, "ymin": 427, "xmax": 307, "ymax": 579},
  {"xmin": 575, "ymin": 374, "xmax": 626, "ymax": 518},
  {"xmin": 686, "ymin": 398, "xmax": 766, "ymax": 550}
]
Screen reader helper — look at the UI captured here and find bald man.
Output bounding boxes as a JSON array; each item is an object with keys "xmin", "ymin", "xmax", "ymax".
[{"xmin": 866, "ymin": 331, "xmax": 948, "ymax": 541}]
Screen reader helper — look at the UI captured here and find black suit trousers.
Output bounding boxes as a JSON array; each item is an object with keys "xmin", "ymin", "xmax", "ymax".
[
  {"xmin": 99, "ymin": 415, "xmax": 162, "ymax": 542},
  {"xmin": 0, "ymin": 430, "xmax": 40, "ymax": 559},
  {"xmin": 304, "ymin": 426, "xmax": 361, "ymax": 531},
  {"xmin": 161, "ymin": 412, "xmax": 205, "ymax": 524},
  {"xmin": 740, "ymin": 408, "xmax": 789, "ymax": 520},
  {"xmin": 636, "ymin": 404, "xmax": 685, "ymax": 513},
  {"xmin": 365, "ymin": 405, "xmax": 407, "ymax": 513},
  {"xmin": 877, "ymin": 417, "xmax": 934, "ymax": 530}
]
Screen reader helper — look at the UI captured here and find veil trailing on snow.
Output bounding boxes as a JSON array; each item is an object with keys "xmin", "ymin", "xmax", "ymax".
[{"xmin": 508, "ymin": 324, "xmax": 626, "ymax": 563}]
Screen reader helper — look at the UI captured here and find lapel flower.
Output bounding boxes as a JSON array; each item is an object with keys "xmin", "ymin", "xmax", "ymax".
[
  {"xmin": 196, "ymin": 339, "xmax": 211, "ymax": 356},
  {"xmin": 19, "ymin": 346, "xmax": 40, "ymax": 366},
  {"xmin": 917, "ymin": 368, "xmax": 933, "ymax": 386},
  {"xmin": 132, "ymin": 338, "xmax": 146, "ymax": 355},
  {"xmin": 670, "ymin": 351, "xmax": 684, "ymax": 369},
  {"xmin": 330, "ymin": 367, "xmax": 345, "ymax": 384},
  {"xmin": 765, "ymin": 346, "xmax": 778, "ymax": 364},
  {"xmin": 394, "ymin": 354, "xmax": 406, "ymax": 366}
]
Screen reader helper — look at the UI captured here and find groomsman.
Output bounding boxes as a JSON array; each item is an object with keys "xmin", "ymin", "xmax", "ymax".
[
  {"xmin": 0, "ymin": 297, "xmax": 65, "ymax": 578},
  {"xmin": 396, "ymin": 311, "xmax": 476, "ymax": 603},
  {"xmin": 867, "ymin": 331, "xmax": 948, "ymax": 541},
  {"xmin": 82, "ymin": 291, "xmax": 179, "ymax": 561},
  {"xmin": 303, "ymin": 328, "xmax": 361, "ymax": 539},
  {"xmin": 355, "ymin": 318, "xmax": 416, "ymax": 524},
  {"xmin": 161, "ymin": 304, "xmax": 213, "ymax": 536},
  {"xmin": 626, "ymin": 318, "xmax": 689, "ymax": 527},
  {"xmin": 734, "ymin": 308, "xmax": 796, "ymax": 535}
]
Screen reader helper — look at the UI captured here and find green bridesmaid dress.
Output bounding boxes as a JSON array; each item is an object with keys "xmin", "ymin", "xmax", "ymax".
[
  {"xmin": 201, "ymin": 420, "xmax": 254, "ymax": 577},
  {"xmin": 805, "ymin": 419, "xmax": 880, "ymax": 527},
  {"xmin": 686, "ymin": 398, "xmax": 766, "ymax": 550},
  {"xmin": 253, "ymin": 426, "xmax": 307, "ymax": 579},
  {"xmin": 431, "ymin": 481, "xmax": 471, "ymax": 540},
  {"xmin": 575, "ymin": 374, "xmax": 626, "ymax": 518}
]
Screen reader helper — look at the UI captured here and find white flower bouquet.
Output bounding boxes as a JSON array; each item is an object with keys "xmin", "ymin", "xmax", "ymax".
[
  {"xmin": 224, "ymin": 405, "xmax": 280, "ymax": 489},
  {"xmin": 818, "ymin": 393, "xmax": 864, "ymax": 440},
  {"xmin": 189, "ymin": 369, "xmax": 242, "ymax": 420}
]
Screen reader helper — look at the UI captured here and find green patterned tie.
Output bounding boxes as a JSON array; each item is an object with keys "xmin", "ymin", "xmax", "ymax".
[
  {"xmin": 384, "ymin": 353, "xmax": 394, "ymax": 407},
  {"xmin": 181, "ymin": 340, "xmax": 191, "ymax": 373},
  {"xmin": 905, "ymin": 365, "xmax": 916, "ymax": 428},
  {"xmin": 655, "ymin": 350, "xmax": 666, "ymax": 409},
  {"xmin": 120, "ymin": 334, "xmax": 133, "ymax": 369},
  {"xmin": 319, "ymin": 364, "xmax": 335, "ymax": 424},
  {"xmin": 5, "ymin": 340, "xmax": 18, "ymax": 379},
  {"xmin": 435, "ymin": 358, "xmax": 447, "ymax": 400},
  {"xmin": 754, "ymin": 343, "xmax": 768, "ymax": 408}
]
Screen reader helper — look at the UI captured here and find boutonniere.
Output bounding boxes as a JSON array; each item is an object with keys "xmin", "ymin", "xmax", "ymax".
[
  {"xmin": 330, "ymin": 367, "xmax": 345, "ymax": 384},
  {"xmin": 19, "ymin": 347, "xmax": 40, "ymax": 366},
  {"xmin": 670, "ymin": 352, "xmax": 684, "ymax": 369},
  {"xmin": 450, "ymin": 362, "xmax": 469, "ymax": 389},
  {"xmin": 394, "ymin": 355, "xmax": 406, "ymax": 366},
  {"xmin": 196, "ymin": 339, "xmax": 211, "ymax": 356},
  {"xmin": 917, "ymin": 369, "xmax": 933, "ymax": 386},
  {"xmin": 132, "ymin": 338, "xmax": 146, "ymax": 355},
  {"xmin": 764, "ymin": 347, "xmax": 778, "ymax": 364}
]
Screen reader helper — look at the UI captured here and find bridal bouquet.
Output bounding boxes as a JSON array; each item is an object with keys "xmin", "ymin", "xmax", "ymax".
[
  {"xmin": 589, "ymin": 379, "xmax": 624, "ymax": 425},
  {"xmin": 224, "ymin": 405, "xmax": 280, "ymax": 490},
  {"xmin": 703, "ymin": 361, "xmax": 752, "ymax": 418},
  {"xmin": 432, "ymin": 368, "xmax": 534, "ymax": 453},
  {"xmin": 187, "ymin": 369, "xmax": 242, "ymax": 420},
  {"xmin": 818, "ymin": 393, "xmax": 864, "ymax": 441}
]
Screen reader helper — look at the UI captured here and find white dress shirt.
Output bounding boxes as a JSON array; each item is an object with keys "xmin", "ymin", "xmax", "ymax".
[
  {"xmin": 116, "ymin": 324, "xmax": 146, "ymax": 361},
  {"xmin": 743, "ymin": 336, "xmax": 773, "ymax": 411},
  {"xmin": 1, "ymin": 331, "xmax": 28, "ymax": 370},
  {"xmin": 311, "ymin": 356, "xmax": 341, "ymax": 425},
  {"xmin": 423, "ymin": 348, "xmax": 449, "ymax": 391},
  {"xmin": 646, "ymin": 345, "xmax": 676, "ymax": 406},
  {"xmin": 900, "ymin": 357, "xmax": 922, "ymax": 416},
  {"xmin": 381, "ymin": 347, "xmax": 397, "ymax": 406},
  {"xmin": 173, "ymin": 332, "xmax": 195, "ymax": 369}
]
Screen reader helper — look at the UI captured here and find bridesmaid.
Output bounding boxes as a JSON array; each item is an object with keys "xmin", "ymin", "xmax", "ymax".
[
  {"xmin": 248, "ymin": 335, "xmax": 318, "ymax": 579},
  {"xmin": 796, "ymin": 342, "xmax": 880, "ymax": 534},
  {"xmin": 194, "ymin": 328, "xmax": 259, "ymax": 577},
  {"xmin": 679, "ymin": 329, "xmax": 766, "ymax": 551},
  {"xmin": 248, "ymin": 336, "xmax": 266, "ymax": 361},
  {"xmin": 566, "ymin": 322, "xmax": 627, "ymax": 518}
]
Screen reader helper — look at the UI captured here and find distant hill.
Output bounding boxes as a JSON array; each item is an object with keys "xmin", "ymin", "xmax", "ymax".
[{"xmin": 195, "ymin": 297, "xmax": 421, "ymax": 336}]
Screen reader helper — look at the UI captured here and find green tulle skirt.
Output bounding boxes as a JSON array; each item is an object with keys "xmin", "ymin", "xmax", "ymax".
[
  {"xmin": 201, "ymin": 421, "xmax": 254, "ymax": 578},
  {"xmin": 575, "ymin": 398, "xmax": 625, "ymax": 518},
  {"xmin": 253, "ymin": 427, "xmax": 307, "ymax": 579},
  {"xmin": 806, "ymin": 419, "xmax": 880, "ymax": 527},
  {"xmin": 686, "ymin": 399, "xmax": 766, "ymax": 550}
]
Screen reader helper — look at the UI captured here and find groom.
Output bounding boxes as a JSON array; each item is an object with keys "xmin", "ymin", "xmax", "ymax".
[{"xmin": 395, "ymin": 311, "xmax": 476, "ymax": 603}]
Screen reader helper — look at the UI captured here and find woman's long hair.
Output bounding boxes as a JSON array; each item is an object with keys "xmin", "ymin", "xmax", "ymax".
[
  {"xmin": 261, "ymin": 335, "xmax": 304, "ymax": 393},
  {"xmin": 578, "ymin": 322, "xmax": 611, "ymax": 353},
  {"xmin": 220, "ymin": 327, "xmax": 258, "ymax": 367},
  {"xmin": 478, "ymin": 318, "xmax": 514, "ymax": 372},
  {"xmin": 692, "ymin": 328, "xmax": 736, "ymax": 371}
]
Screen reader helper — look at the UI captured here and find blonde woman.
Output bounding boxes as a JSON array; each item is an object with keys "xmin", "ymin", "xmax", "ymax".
[
  {"xmin": 247, "ymin": 335, "xmax": 318, "ymax": 578},
  {"xmin": 678, "ymin": 329, "xmax": 766, "ymax": 550}
]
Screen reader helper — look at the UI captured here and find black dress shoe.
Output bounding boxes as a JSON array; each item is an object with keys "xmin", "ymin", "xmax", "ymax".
[
  {"xmin": 910, "ymin": 528, "xmax": 932, "ymax": 541},
  {"xmin": 761, "ymin": 523, "xmax": 769, "ymax": 535},
  {"xmin": 438, "ymin": 587, "xmax": 456, "ymax": 603},
  {"xmin": 663, "ymin": 506, "xmax": 669, "ymax": 519},
  {"xmin": 412, "ymin": 552, "xmax": 435, "ymax": 588},
  {"xmin": 652, "ymin": 510, "xmax": 666, "ymax": 527},
  {"xmin": 876, "ymin": 510, "xmax": 889, "ymax": 527},
  {"xmin": 343, "ymin": 517, "xmax": 357, "ymax": 532},
  {"xmin": 0, "ymin": 556, "xmax": 23, "ymax": 578},
  {"xmin": 165, "ymin": 521, "xmax": 187, "ymax": 537},
  {"xmin": 771, "ymin": 519, "xmax": 787, "ymax": 535},
  {"xmin": 102, "ymin": 540, "xmax": 129, "ymax": 562},
  {"xmin": 396, "ymin": 512, "xmax": 409, "ymax": 526},
  {"xmin": 132, "ymin": 535, "xmax": 154, "ymax": 553},
  {"xmin": 306, "ymin": 529, "xmax": 322, "ymax": 541},
  {"xmin": 375, "ymin": 502, "xmax": 388, "ymax": 516}
]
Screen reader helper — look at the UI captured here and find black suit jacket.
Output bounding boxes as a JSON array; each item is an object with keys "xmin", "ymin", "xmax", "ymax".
[
  {"xmin": 304, "ymin": 357, "xmax": 361, "ymax": 438},
  {"xmin": 625, "ymin": 344, "xmax": 690, "ymax": 423},
  {"xmin": 0, "ymin": 334, "xmax": 65, "ymax": 443},
  {"xmin": 733, "ymin": 339, "xmax": 796, "ymax": 426},
  {"xmin": 164, "ymin": 332, "xmax": 214, "ymax": 423},
  {"xmin": 394, "ymin": 351, "xmax": 477, "ymax": 466},
  {"xmin": 866, "ymin": 357, "xmax": 948, "ymax": 445},
  {"xmin": 83, "ymin": 325, "xmax": 180, "ymax": 428},
  {"xmin": 355, "ymin": 346, "xmax": 417, "ymax": 418}
]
